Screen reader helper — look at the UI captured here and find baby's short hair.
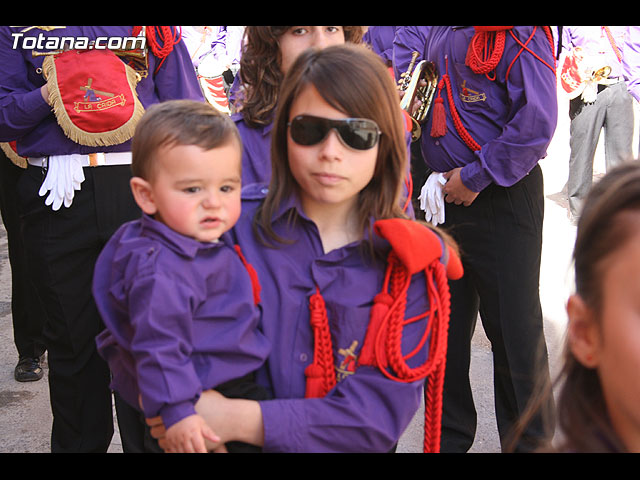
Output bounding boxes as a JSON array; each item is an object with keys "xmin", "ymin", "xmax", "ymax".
[{"xmin": 131, "ymin": 100, "xmax": 241, "ymax": 180}]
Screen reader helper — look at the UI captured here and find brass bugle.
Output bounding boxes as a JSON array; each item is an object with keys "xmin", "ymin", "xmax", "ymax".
[
  {"xmin": 592, "ymin": 65, "xmax": 611, "ymax": 82},
  {"xmin": 32, "ymin": 47, "xmax": 149, "ymax": 78},
  {"xmin": 398, "ymin": 52, "xmax": 438, "ymax": 142},
  {"xmin": 31, "ymin": 48, "xmax": 146, "ymax": 59}
]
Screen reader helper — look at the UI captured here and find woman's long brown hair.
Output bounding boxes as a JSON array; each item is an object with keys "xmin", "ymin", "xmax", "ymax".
[
  {"xmin": 253, "ymin": 44, "xmax": 409, "ymax": 254},
  {"xmin": 508, "ymin": 162, "xmax": 640, "ymax": 453},
  {"xmin": 236, "ymin": 26, "xmax": 364, "ymax": 128}
]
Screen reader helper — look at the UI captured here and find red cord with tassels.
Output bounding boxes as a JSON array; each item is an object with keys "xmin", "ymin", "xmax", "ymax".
[
  {"xmin": 431, "ymin": 57, "xmax": 482, "ymax": 152},
  {"xmin": 431, "ymin": 26, "xmax": 556, "ymax": 153},
  {"xmin": 305, "ymin": 287, "xmax": 337, "ymax": 398},
  {"xmin": 465, "ymin": 27, "xmax": 509, "ymax": 79},
  {"xmin": 303, "ymin": 218, "xmax": 463, "ymax": 453},
  {"xmin": 233, "ymin": 244, "xmax": 261, "ymax": 306},
  {"xmin": 131, "ymin": 26, "xmax": 182, "ymax": 73},
  {"xmin": 602, "ymin": 26, "xmax": 623, "ymax": 63}
]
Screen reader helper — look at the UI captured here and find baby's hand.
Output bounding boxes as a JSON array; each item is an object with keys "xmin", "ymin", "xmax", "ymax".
[{"xmin": 165, "ymin": 414, "xmax": 220, "ymax": 453}]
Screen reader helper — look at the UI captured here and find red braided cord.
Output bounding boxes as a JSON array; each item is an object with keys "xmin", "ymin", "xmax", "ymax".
[
  {"xmin": 305, "ymin": 288, "xmax": 337, "ymax": 398},
  {"xmin": 465, "ymin": 29, "xmax": 507, "ymax": 77},
  {"xmin": 233, "ymin": 245, "xmax": 261, "ymax": 305},
  {"xmin": 603, "ymin": 26, "xmax": 623, "ymax": 63},
  {"xmin": 440, "ymin": 73, "xmax": 482, "ymax": 152},
  {"xmin": 132, "ymin": 26, "xmax": 182, "ymax": 73},
  {"xmin": 436, "ymin": 26, "xmax": 556, "ymax": 153},
  {"xmin": 367, "ymin": 253, "xmax": 451, "ymax": 452},
  {"xmin": 541, "ymin": 26, "xmax": 557, "ymax": 69},
  {"xmin": 403, "ymin": 171, "xmax": 413, "ymax": 214},
  {"xmin": 505, "ymin": 27, "xmax": 556, "ymax": 81},
  {"xmin": 423, "ymin": 262, "xmax": 450, "ymax": 453},
  {"xmin": 303, "ymin": 253, "xmax": 452, "ymax": 452}
]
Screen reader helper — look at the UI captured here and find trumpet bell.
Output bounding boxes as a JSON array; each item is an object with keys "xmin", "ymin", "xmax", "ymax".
[{"xmin": 398, "ymin": 54, "xmax": 438, "ymax": 142}]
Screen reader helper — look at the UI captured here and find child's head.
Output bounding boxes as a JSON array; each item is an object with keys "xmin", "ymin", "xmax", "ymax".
[
  {"xmin": 130, "ymin": 100, "xmax": 242, "ymax": 243},
  {"xmin": 562, "ymin": 162, "xmax": 640, "ymax": 452},
  {"xmin": 260, "ymin": 44, "xmax": 407, "ymax": 235}
]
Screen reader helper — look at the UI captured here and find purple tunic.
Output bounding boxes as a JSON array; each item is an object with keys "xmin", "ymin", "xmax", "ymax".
[
  {"xmin": 93, "ymin": 215, "xmax": 270, "ymax": 429},
  {"xmin": 363, "ymin": 26, "xmax": 399, "ymax": 65},
  {"xmin": 230, "ymin": 184, "xmax": 446, "ymax": 452},
  {"xmin": 393, "ymin": 26, "xmax": 558, "ymax": 193},
  {"xmin": 0, "ymin": 26, "xmax": 204, "ymax": 156},
  {"xmin": 233, "ymin": 112, "xmax": 273, "ymax": 186},
  {"xmin": 623, "ymin": 27, "xmax": 640, "ymax": 102},
  {"xmin": 561, "ymin": 26, "xmax": 627, "ymax": 79}
]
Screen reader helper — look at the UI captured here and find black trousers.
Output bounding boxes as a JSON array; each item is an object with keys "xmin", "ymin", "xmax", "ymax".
[
  {"xmin": 439, "ymin": 164, "xmax": 554, "ymax": 452},
  {"xmin": 16, "ymin": 163, "xmax": 140, "ymax": 452},
  {"xmin": 0, "ymin": 152, "xmax": 46, "ymax": 360}
]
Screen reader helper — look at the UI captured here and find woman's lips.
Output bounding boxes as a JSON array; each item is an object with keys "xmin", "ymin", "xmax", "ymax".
[{"xmin": 312, "ymin": 172, "xmax": 346, "ymax": 185}]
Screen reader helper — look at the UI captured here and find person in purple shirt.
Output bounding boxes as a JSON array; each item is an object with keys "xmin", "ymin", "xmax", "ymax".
[
  {"xmin": 93, "ymin": 100, "xmax": 270, "ymax": 453},
  {"xmin": 622, "ymin": 27, "xmax": 640, "ymax": 157},
  {"xmin": 393, "ymin": 26, "xmax": 558, "ymax": 452},
  {"xmin": 233, "ymin": 26, "xmax": 415, "ymax": 216},
  {"xmin": 622, "ymin": 26, "xmax": 640, "ymax": 105},
  {"xmin": 147, "ymin": 44, "xmax": 463, "ymax": 453},
  {"xmin": 561, "ymin": 26, "xmax": 634, "ymax": 224},
  {"xmin": 0, "ymin": 26, "xmax": 204, "ymax": 452},
  {"xmin": 363, "ymin": 26, "xmax": 398, "ymax": 67},
  {"xmin": 180, "ymin": 26, "xmax": 219, "ymax": 67},
  {"xmin": 364, "ymin": 25, "xmax": 429, "ymax": 214},
  {"xmin": 230, "ymin": 26, "xmax": 364, "ymax": 187}
]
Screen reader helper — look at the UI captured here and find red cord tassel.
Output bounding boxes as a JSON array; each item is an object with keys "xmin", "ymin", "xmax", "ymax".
[
  {"xmin": 233, "ymin": 245, "xmax": 261, "ymax": 305},
  {"xmin": 359, "ymin": 292, "xmax": 393, "ymax": 367},
  {"xmin": 304, "ymin": 364, "xmax": 326, "ymax": 398},
  {"xmin": 305, "ymin": 289, "xmax": 337, "ymax": 398},
  {"xmin": 430, "ymin": 96, "xmax": 447, "ymax": 138}
]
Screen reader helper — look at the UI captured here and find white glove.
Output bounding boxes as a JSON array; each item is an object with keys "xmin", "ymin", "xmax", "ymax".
[
  {"xmin": 419, "ymin": 172, "xmax": 447, "ymax": 226},
  {"xmin": 580, "ymin": 79, "xmax": 598, "ymax": 104},
  {"xmin": 38, "ymin": 155, "xmax": 85, "ymax": 210}
]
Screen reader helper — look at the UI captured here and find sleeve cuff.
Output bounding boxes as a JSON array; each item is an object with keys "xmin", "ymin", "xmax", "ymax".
[
  {"xmin": 259, "ymin": 399, "xmax": 307, "ymax": 452},
  {"xmin": 24, "ymin": 87, "xmax": 53, "ymax": 118},
  {"xmin": 460, "ymin": 150, "xmax": 493, "ymax": 192},
  {"xmin": 159, "ymin": 399, "xmax": 198, "ymax": 430}
]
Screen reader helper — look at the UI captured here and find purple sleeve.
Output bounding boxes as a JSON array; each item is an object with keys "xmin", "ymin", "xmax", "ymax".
[
  {"xmin": 260, "ymin": 370, "xmax": 423, "ymax": 452},
  {"xmin": 392, "ymin": 26, "xmax": 431, "ymax": 79},
  {"xmin": 623, "ymin": 27, "xmax": 640, "ymax": 103},
  {"xmin": 144, "ymin": 29, "xmax": 204, "ymax": 103},
  {"xmin": 460, "ymin": 27, "xmax": 558, "ymax": 191},
  {"xmin": 127, "ymin": 271, "xmax": 201, "ymax": 429},
  {"xmin": 0, "ymin": 28, "xmax": 52, "ymax": 141}
]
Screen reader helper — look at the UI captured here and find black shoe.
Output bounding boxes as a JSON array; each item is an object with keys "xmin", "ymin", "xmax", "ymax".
[{"xmin": 14, "ymin": 356, "xmax": 44, "ymax": 382}]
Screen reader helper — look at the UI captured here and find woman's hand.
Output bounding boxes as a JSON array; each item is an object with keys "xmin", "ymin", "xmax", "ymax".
[
  {"xmin": 195, "ymin": 390, "xmax": 265, "ymax": 448},
  {"xmin": 146, "ymin": 389, "xmax": 265, "ymax": 451}
]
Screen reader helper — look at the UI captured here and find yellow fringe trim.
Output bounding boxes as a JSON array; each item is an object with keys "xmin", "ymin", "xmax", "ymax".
[
  {"xmin": 42, "ymin": 52, "xmax": 145, "ymax": 147},
  {"xmin": 0, "ymin": 142, "xmax": 27, "ymax": 169}
]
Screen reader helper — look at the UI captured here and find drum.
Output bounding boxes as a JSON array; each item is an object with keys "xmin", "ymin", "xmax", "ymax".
[{"xmin": 196, "ymin": 49, "xmax": 231, "ymax": 115}]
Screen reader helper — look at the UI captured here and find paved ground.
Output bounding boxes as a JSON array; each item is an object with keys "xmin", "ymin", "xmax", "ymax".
[{"xmin": 0, "ymin": 90, "xmax": 633, "ymax": 453}]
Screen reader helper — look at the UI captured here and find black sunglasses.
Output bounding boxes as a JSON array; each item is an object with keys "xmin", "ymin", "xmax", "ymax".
[{"xmin": 288, "ymin": 115, "xmax": 381, "ymax": 151}]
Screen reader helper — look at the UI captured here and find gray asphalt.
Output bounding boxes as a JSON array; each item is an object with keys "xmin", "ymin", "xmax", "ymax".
[{"xmin": 0, "ymin": 91, "xmax": 627, "ymax": 453}]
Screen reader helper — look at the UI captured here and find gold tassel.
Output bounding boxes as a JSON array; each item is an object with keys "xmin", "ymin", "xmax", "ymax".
[{"xmin": 0, "ymin": 143, "xmax": 27, "ymax": 168}]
